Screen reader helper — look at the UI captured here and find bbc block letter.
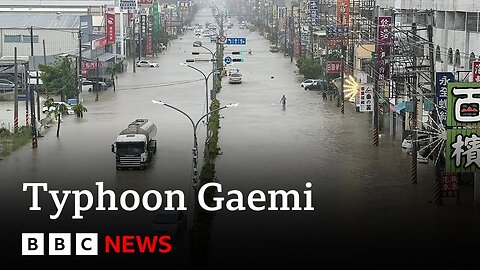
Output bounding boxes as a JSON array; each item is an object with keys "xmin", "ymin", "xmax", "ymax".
[
  {"xmin": 22, "ymin": 233, "xmax": 44, "ymax": 255},
  {"xmin": 76, "ymin": 233, "xmax": 98, "ymax": 255},
  {"xmin": 49, "ymin": 233, "xmax": 71, "ymax": 255}
]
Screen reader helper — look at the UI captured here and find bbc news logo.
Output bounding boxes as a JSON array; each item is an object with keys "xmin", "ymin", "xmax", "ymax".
[{"xmin": 22, "ymin": 233, "xmax": 171, "ymax": 255}]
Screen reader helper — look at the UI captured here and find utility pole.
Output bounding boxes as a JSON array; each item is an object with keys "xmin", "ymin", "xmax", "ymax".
[
  {"xmin": 14, "ymin": 47, "xmax": 18, "ymax": 133},
  {"xmin": 78, "ymin": 30, "xmax": 82, "ymax": 104},
  {"xmin": 132, "ymin": 11, "xmax": 136, "ymax": 73},
  {"xmin": 290, "ymin": 7, "xmax": 294, "ymax": 62},
  {"xmin": 298, "ymin": 6, "xmax": 301, "ymax": 58},
  {"xmin": 95, "ymin": 57, "xmax": 99, "ymax": 102},
  {"xmin": 372, "ymin": 52, "xmax": 379, "ymax": 146},
  {"xmin": 139, "ymin": 11, "xmax": 143, "ymax": 61},
  {"xmin": 284, "ymin": 6, "xmax": 288, "ymax": 57},
  {"xmin": 428, "ymin": 24, "xmax": 442, "ymax": 204},
  {"xmin": 29, "ymin": 26, "xmax": 37, "ymax": 148},
  {"xmin": 340, "ymin": 10, "xmax": 345, "ymax": 114},
  {"xmin": 411, "ymin": 22, "xmax": 418, "ymax": 184}
]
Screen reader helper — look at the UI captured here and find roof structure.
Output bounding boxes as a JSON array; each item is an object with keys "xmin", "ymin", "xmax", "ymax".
[{"xmin": 0, "ymin": 14, "xmax": 79, "ymax": 29}]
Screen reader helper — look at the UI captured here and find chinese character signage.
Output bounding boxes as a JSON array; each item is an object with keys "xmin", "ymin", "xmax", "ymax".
[
  {"xmin": 120, "ymin": 0, "xmax": 137, "ymax": 10},
  {"xmin": 153, "ymin": 1, "xmax": 159, "ymax": 42},
  {"xmin": 106, "ymin": 7, "xmax": 115, "ymax": 44},
  {"xmin": 138, "ymin": 0, "xmax": 153, "ymax": 5},
  {"xmin": 447, "ymin": 82, "xmax": 480, "ymax": 127},
  {"xmin": 436, "ymin": 72, "xmax": 454, "ymax": 127},
  {"xmin": 146, "ymin": 34, "xmax": 153, "ymax": 56},
  {"xmin": 336, "ymin": 0, "xmax": 350, "ymax": 28},
  {"xmin": 377, "ymin": 16, "xmax": 392, "ymax": 81},
  {"xmin": 446, "ymin": 82, "xmax": 480, "ymax": 172},
  {"xmin": 359, "ymin": 84, "xmax": 373, "ymax": 112},
  {"xmin": 473, "ymin": 60, "xmax": 480, "ymax": 82},
  {"xmin": 440, "ymin": 172, "xmax": 459, "ymax": 197},
  {"xmin": 140, "ymin": 14, "xmax": 147, "ymax": 36},
  {"xmin": 326, "ymin": 61, "xmax": 342, "ymax": 73},
  {"xmin": 310, "ymin": 0, "xmax": 318, "ymax": 27}
]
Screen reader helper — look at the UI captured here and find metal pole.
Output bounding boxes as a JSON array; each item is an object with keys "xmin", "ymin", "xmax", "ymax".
[
  {"xmin": 411, "ymin": 23, "xmax": 418, "ymax": 184},
  {"xmin": 29, "ymin": 26, "xmax": 37, "ymax": 148},
  {"xmin": 132, "ymin": 11, "xmax": 136, "ymax": 73},
  {"xmin": 428, "ymin": 24, "xmax": 442, "ymax": 204},
  {"xmin": 14, "ymin": 47, "xmax": 18, "ymax": 133},
  {"xmin": 78, "ymin": 30, "xmax": 82, "ymax": 104},
  {"xmin": 95, "ymin": 57, "xmax": 99, "ymax": 102},
  {"xmin": 340, "ymin": 12, "xmax": 345, "ymax": 114},
  {"xmin": 373, "ymin": 53, "xmax": 379, "ymax": 146},
  {"xmin": 290, "ymin": 7, "xmax": 293, "ymax": 62}
]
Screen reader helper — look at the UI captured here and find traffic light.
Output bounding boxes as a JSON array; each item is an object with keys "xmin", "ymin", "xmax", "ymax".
[
  {"xmin": 232, "ymin": 58, "xmax": 244, "ymax": 62},
  {"xmin": 231, "ymin": 51, "xmax": 243, "ymax": 55}
]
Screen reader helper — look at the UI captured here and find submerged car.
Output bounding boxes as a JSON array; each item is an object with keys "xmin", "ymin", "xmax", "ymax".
[
  {"xmin": 136, "ymin": 60, "xmax": 159, "ymax": 67},
  {"xmin": 228, "ymin": 73, "xmax": 242, "ymax": 84},
  {"xmin": 300, "ymin": 79, "xmax": 319, "ymax": 88}
]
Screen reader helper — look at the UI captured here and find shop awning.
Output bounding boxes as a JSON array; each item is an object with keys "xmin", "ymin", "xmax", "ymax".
[{"xmin": 394, "ymin": 101, "xmax": 407, "ymax": 112}]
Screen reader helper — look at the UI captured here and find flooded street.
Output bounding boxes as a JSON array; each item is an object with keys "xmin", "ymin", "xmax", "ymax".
[{"xmin": 1, "ymin": 7, "xmax": 479, "ymax": 268}]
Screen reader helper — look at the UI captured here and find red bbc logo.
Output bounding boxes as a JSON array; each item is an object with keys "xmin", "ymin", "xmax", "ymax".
[{"xmin": 22, "ymin": 233, "xmax": 98, "ymax": 255}]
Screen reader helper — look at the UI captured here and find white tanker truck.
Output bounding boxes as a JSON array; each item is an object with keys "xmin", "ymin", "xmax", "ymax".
[{"xmin": 111, "ymin": 119, "xmax": 157, "ymax": 170}]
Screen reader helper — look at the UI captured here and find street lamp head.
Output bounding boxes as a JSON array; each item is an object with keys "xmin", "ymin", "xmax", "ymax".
[
  {"xmin": 226, "ymin": 102, "xmax": 239, "ymax": 108},
  {"xmin": 152, "ymin": 99, "xmax": 165, "ymax": 105}
]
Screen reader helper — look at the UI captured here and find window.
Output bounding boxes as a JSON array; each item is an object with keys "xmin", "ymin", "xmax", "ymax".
[
  {"xmin": 4, "ymin": 35, "xmax": 21, "ymax": 43},
  {"xmin": 4, "ymin": 34, "xmax": 39, "ymax": 43},
  {"xmin": 448, "ymin": 48, "xmax": 453, "ymax": 64},
  {"xmin": 467, "ymin": 12, "xmax": 478, "ymax": 32},
  {"xmin": 435, "ymin": 45, "xmax": 441, "ymax": 61},
  {"xmin": 22, "ymin": 35, "xmax": 39, "ymax": 43},
  {"xmin": 454, "ymin": 49, "xmax": 461, "ymax": 67}
]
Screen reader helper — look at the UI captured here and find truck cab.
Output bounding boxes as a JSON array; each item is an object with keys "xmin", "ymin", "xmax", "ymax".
[{"xmin": 111, "ymin": 119, "xmax": 157, "ymax": 170}]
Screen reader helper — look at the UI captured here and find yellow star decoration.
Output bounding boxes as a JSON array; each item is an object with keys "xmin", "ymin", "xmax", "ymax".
[{"xmin": 343, "ymin": 75, "xmax": 359, "ymax": 102}]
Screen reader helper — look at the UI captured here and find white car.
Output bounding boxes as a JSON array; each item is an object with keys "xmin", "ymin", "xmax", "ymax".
[
  {"xmin": 401, "ymin": 134, "xmax": 429, "ymax": 149},
  {"xmin": 42, "ymin": 101, "xmax": 75, "ymax": 115},
  {"xmin": 228, "ymin": 73, "xmax": 242, "ymax": 84},
  {"xmin": 228, "ymin": 68, "xmax": 240, "ymax": 76},
  {"xmin": 136, "ymin": 60, "xmax": 159, "ymax": 67},
  {"xmin": 300, "ymin": 79, "xmax": 319, "ymax": 88}
]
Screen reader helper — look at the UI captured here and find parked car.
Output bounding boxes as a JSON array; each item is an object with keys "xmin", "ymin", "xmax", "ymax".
[
  {"xmin": 228, "ymin": 68, "xmax": 240, "ymax": 76},
  {"xmin": 0, "ymin": 79, "xmax": 15, "ymax": 92},
  {"xmin": 402, "ymin": 133, "xmax": 429, "ymax": 149},
  {"xmin": 304, "ymin": 80, "xmax": 326, "ymax": 91},
  {"xmin": 136, "ymin": 60, "xmax": 159, "ymax": 67},
  {"xmin": 42, "ymin": 101, "xmax": 75, "ymax": 115},
  {"xmin": 269, "ymin": 45, "xmax": 280, "ymax": 52},
  {"xmin": 300, "ymin": 79, "xmax": 319, "ymax": 88},
  {"xmin": 82, "ymin": 80, "xmax": 107, "ymax": 92},
  {"xmin": 228, "ymin": 73, "xmax": 242, "ymax": 84}
]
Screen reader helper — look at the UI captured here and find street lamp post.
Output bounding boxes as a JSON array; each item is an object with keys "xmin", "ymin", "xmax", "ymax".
[
  {"xmin": 193, "ymin": 41, "xmax": 217, "ymax": 100},
  {"xmin": 152, "ymin": 100, "xmax": 238, "ymax": 187},
  {"xmin": 179, "ymin": 63, "xmax": 218, "ymax": 124}
]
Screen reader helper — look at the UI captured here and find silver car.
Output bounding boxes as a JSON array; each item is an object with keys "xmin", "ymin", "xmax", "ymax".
[
  {"xmin": 0, "ymin": 79, "xmax": 15, "ymax": 92},
  {"xmin": 136, "ymin": 60, "xmax": 159, "ymax": 67}
]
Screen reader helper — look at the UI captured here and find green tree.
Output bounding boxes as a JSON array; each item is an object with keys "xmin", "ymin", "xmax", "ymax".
[
  {"xmin": 107, "ymin": 60, "xmax": 123, "ymax": 92},
  {"xmin": 296, "ymin": 58, "xmax": 323, "ymax": 80},
  {"xmin": 72, "ymin": 103, "xmax": 88, "ymax": 118},
  {"xmin": 44, "ymin": 98, "xmax": 69, "ymax": 137},
  {"xmin": 39, "ymin": 56, "xmax": 77, "ymax": 101}
]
